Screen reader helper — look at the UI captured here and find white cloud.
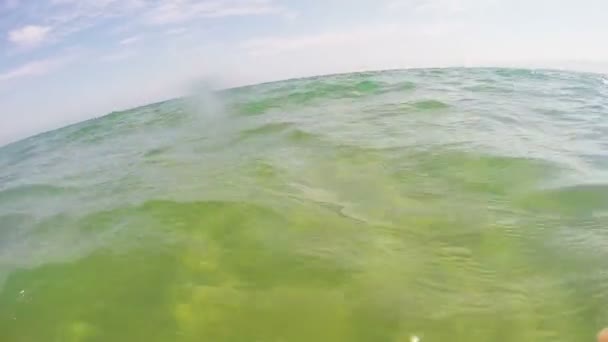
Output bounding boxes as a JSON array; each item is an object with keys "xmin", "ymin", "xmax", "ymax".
[
  {"xmin": 0, "ymin": 55, "xmax": 75, "ymax": 82},
  {"xmin": 47, "ymin": 0, "xmax": 145, "ymax": 33},
  {"xmin": 144, "ymin": 0, "xmax": 285, "ymax": 25},
  {"xmin": 387, "ymin": 0, "xmax": 495, "ymax": 13},
  {"xmin": 8, "ymin": 25, "xmax": 52, "ymax": 47},
  {"xmin": 119, "ymin": 35, "xmax": 141, "ymax": 45},
  {"xmin": 5, "ymin": 0, "xmax": 288, "ymax": 49},
  {"xmin": 50, "ymin": 0, "xmax": 144, "ymax": 11},
  {"xmin": 48, "ymin": 0, "xmax": 285, "ymax": 27}
]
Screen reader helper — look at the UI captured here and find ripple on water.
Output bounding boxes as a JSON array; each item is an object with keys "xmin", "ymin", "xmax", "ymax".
[
  {"xmin": 1, "ymin": 68, "xmax": 607, "ymax": 341},
  {"xmin": 411, "ymin": 100, "xmax": 450, "ymax": 110}
]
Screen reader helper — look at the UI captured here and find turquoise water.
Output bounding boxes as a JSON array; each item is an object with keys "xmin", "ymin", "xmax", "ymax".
[{"xmin": 1, "ymin": 68, "xmax": 608, "ymax": 341}]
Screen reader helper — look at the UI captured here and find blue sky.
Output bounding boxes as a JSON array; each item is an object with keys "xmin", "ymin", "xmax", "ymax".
[{"xmin": 1, "ymin": 0, "xmax": 608, "ymax": 145}]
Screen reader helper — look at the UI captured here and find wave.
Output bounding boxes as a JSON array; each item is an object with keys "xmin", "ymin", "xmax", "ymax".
[
  {"xmin": 411, "ymin": 100, "xmax": 450, "ymax": 110},
  {"xmin": 143, "ymin": 146, "xmax": 171, "ymax": 158},
  {"xmin": 239, "ymin": 122, "xmax": 293, "ymax": 138},
  {"xmin": 518, "ymin": 183, "xmax": 608, "ymax": 215},
  {"xmin": 0, "ymin": 184, "xmax": 76, "ymax": 203},
  {"xmin": 231, "ymin": 79, "xmax": 387, "ymax": 115}
]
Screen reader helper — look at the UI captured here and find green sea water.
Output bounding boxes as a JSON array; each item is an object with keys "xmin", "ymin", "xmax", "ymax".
[{"xmin": 1, "ymin": 68, "xmax": 608, "ymax": 341}]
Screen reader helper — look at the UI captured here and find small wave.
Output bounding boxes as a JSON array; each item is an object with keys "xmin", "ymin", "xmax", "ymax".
[
  {"xmin": 248, "ymin": 160, "xmax": 282, "ymax": 180},
  {"xmin": 495, "ymin": 68, "xmax": 549, "ymax": 80},
  {"xmin": 411, "ymin": 100, "xmax": 450, "ymax": 110},
  {"xmin": 352, "ymin": 80, "xmax": 382, "ymax": 93},
  {"xmin": 464, "ymin": 85, "xmax": 515, "ymax": 93},
  {"xmin": 64, "ymin": 121, "xmax": 108, "ymax": 144},
  {"xmin": 0, "ymin": 184, "xmax": 75, "ymax": 202},
  {"xmin": 287, "ymin": 129, "xmax": 322, "ymax": 143},
  {"xmin": 231, "ymin": 79, "xmax": 386, "ymax": 115},
  {"xmin": 239, "ymin": 122, "xmax": 293, "ymax": 138},
  {"xmin": 234, "ymin": 98, "xmax": 278, "ymax": 115},
  {"xmin": 138, "ymin": 199, "xmax": 281, "ymax": 221},
  {"xmin": 395, "ymin": 81, "xmax": 416, "ymax": 91},
  {"xmin": 284, "ymin": 80, "xmax": 384, "ymax": 103},
  {"xmin": 143, "ymin": 146, "xmax": 171, "ymax": 158},
  {"xmin": 518, "ymin": 183, "xmax": 608, "ymax": 215},
  {"xmin": 375, "ymin": 100, "xmax": 450, "ymax": 115},
  {"xmin": 237, "ymin": 124, "xmax": 322, "ymax": 145}
]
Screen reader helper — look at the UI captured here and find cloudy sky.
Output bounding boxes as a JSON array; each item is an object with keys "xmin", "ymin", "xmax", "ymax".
[{"xmin": 1, "ymin": 0, "xmax": 608, "ymax": 144}]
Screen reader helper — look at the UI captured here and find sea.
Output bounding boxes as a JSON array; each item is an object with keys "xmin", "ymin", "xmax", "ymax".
[{"xmin": 1, "ymin": 68, "xmax": 608, "ymax": 341}]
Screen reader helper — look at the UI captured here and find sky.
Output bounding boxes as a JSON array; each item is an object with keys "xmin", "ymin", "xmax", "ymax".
[{"xmin": 1, "ymin": 0, "xmax": 608, "ymax": 145}]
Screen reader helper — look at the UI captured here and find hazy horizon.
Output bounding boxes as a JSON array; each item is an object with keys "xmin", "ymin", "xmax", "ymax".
[{"xmin": 2, "ymin": 0, "xmax": 608, "ymax": 145}]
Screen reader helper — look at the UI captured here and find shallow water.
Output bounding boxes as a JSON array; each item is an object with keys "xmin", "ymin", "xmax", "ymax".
[{"xmin": 1, "ymin": 68, "xmax": 608, "ymax": 341}]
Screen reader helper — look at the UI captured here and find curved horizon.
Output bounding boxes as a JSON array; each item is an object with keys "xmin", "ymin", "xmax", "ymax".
[
  {"xmin": 2, "ymin": 65, "xmax": 606, "ymax": 148},
  {"xmin": 2, "ymin": 0, "xmax": 608, "ymax": 145}
]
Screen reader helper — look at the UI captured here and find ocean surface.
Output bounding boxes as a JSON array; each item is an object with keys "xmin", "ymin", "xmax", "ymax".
[{"xmin": 1, "ymin": 68, "xmax": 608, "ymax": 341}]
